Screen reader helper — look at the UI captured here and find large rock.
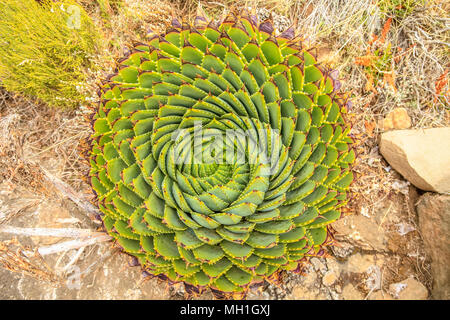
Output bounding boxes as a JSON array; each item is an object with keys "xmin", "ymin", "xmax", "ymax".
[
  {"xmin": 369, "ymin": 290, "xmax": 394, "ymax": 300},
  {"xmin": 342, "ymin": 284, "xmax": 363, "ymax": 300},
  {"xmin": 346, "ymin": 253, "xmax": 376, "ymax": 273},
  {"xmin": 379, "ymin": 127, "xmax": 450, "ymax": 193},
  {"xmin": 416, "ymin": 193, "xmax": 450, "ymax": 299},
  {"xmin": 332, "ymin": 214, "xmax": 387, "ymax": 251},
  {"xmin": 388, "ymin": 277, "xmax": 429, "ymax": 300}
]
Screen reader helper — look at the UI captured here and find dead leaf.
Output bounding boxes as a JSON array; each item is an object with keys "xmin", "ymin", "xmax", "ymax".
[
  {"xmin": 355, "ymin": 55, "xmax": 378, "ymax": 67},
  {"xmin": 364, "ymin": 121, "xmax": 376, "ymax": 137},
  {"xmin": 365, "ymin": 73, "xmax": 375, "ymax": 92},
  {"xmin": 434, "ymin": 68, "xmax": 449, "ymax": 102},
  {"xmin": 383, "ymin": 71, "xmax": 397, "ymax": 92},
  {"xmin": 379, "ymin": 18, "xmax": 392, "ymax": 44}
]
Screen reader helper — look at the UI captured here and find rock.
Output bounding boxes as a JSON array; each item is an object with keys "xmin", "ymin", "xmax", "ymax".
[
  {"xmin": 332, "ymin": 215, "xmax": 387, "ymax": 251},
  {"xmin": 416, "ymin": 193, "xmax": 450, "ymax": 299},
  {"xmin": 290, "ymin": 264, "xmax": 329, "ymax": 300},
  {"xmin": 368, "ymin": 290, "xmax": 394, "ymax": 300},
  {"xmin": 317, "ymin": 46, "xmax": 338, "ymax": 66},
  {"xmin": 389, "ymin": 277, "xmax": 428, "ymax": 300},
  {"xmin": 31, "ymin": 202, "xmax": 75, "ymax": 245},
  {"xmin": 381, "ymin": 108, "xmax": 411, "ymax": 131},
  {"xmin": 342, "ymin": 284, "xmax": 363, "ymax": 300},
  {"xmin": 0, "ymin": 243, "xmax": 171, "ymax": 300},
  {"xmin": 330, "ymin": 241, "xmax": 355, "ymax": 258},
  {"xmin": 322, "ymin": 271, "xmax": 338, "ymax": 286},
  {"xmin": 343, "ymin": 254, "xmax": 385, "ymax": 292},
  {"xmin": 325, "ymin": 257, "xmax": 343, "ymax": 275},
  {"xmin": 379, "ymin": 128, "xmax": 450, "ymax": 193},
  {"xmin": 365, "ymin": 265, "xmax": 382, "ymax": 291},
  {"xmin": 310, "ymin": 257, "xmax": 327, "ymax": 274},
  {"xmin": 290, "ymin": 286, "xmax": 327, "ymax": 300},
  {"xmin": 246, "ymin": 291, "xmax": 270, "ymax": 300},
  {"xmin": 301, "ymin": 265, "xmax": 319, "ymax": 287},
  {"xmin": 346, "ymin": 253, "xmax": 375, "ymax": 273}
]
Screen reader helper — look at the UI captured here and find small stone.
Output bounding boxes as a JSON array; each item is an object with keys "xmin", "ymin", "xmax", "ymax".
[
  {"xmin": 342, "ymin": 284, "xmax": 363, "ymax": 300},
  {"xmin": 317, "ymin": 46, "xmax": 338, "ymax": 65},
  {"xmin": 322, "ymin": 271, "xmax": 338, "ymax": 286},
  {"xmin": 325, "ymin": 257, "xmax": 342, "ymax": 274},
  {"xmin": 310, "ymin": 257, "xmax": 327, "ymax": 274},
  {"xmin": 330, "ymin": 290, "xmax": 340, "ymax": 300},
  {"xmin": 395, "ymin": 222, "xmax": 415, "ymax": 236},
  {"xmin": 301, "ymin": 265, "xmax": 318, "ymax": 287},
  {"xmin": 416, "ymin": 193, "xmax": 450, "ymax": 299},
  {"xmin": 389, "ymin": 278, "xmax": 429, "ymax": 300},
  {"xmin": 346, "ymin": 253, "xmax": 375, "ymax": 273},
  {"xmin": 365, "ymin": 265, "xmax": 382, "ymax": 291},
  {"xmin": 332, "ymin": 215, "xmax": 387, "ymax": 251},
  {"xmin": 330, "ymin": 241, "xmax": 354, "ymax": 258},
  {"xmin": 291, "ymin": 286, "xmax": 327, "ymax": 300},
  {"xmin": 368, "ymin": 290, "xmax": 394, "ymax": 300},
  {"xmin": 380, "ymin": 127, "xmax": 450, "ymax": 193},
  {"xmin": 381, "ymin": 108, "xmax": 411, "ymax": 131}
]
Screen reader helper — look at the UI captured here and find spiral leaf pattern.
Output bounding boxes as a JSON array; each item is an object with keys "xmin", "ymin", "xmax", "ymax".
[{"xmin": 89, "ymin": 9, "xmax": 355, "ymax": 294}]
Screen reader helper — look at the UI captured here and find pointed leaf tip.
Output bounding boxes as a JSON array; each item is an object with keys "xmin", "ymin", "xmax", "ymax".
[
  {"xmin": 171, "ymin": 18, "xmax": 182, "ymax": 29},
  {"xmin": 279, "ymin": 26, "xmax": 295, "ymax": 40},
  {"xmin": 195, "ymin": 2, "xmax": 209, "ymax": 28},
  {"xmin": 259, "ymin": 20, "xmax": 274, "ymax": 34}
]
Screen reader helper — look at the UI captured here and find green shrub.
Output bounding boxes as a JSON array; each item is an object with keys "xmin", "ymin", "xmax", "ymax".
[
  {"xmin": 0, "ymin": 0, "xmax": 100, "ymax": 108},
  {"xmin": 377, "ymin": 0, "xmax": 425, "ymax": 19}
]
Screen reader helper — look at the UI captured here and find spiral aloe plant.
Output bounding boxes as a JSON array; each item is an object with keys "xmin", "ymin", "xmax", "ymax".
[{"xmin": 89, "ymin": 8, "xmax": 355, "ymax": 295}]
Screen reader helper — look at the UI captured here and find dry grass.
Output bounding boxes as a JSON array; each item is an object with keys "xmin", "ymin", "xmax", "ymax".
[
  {"xmin": 77, "ymin": 0, "xmax": 175, "ymax": 77},
  {"xmin": 0, "ymin": 90, "xmax": 91, "ymax": 194},
  {"xmin": 0, "ymin": 239, "xmax": 62, "ymax": 285}
]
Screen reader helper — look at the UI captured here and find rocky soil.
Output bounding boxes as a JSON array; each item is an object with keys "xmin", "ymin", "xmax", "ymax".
[{"xmin": 0, "ymin": 184, "xmax": 171, "ymax": 300}]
